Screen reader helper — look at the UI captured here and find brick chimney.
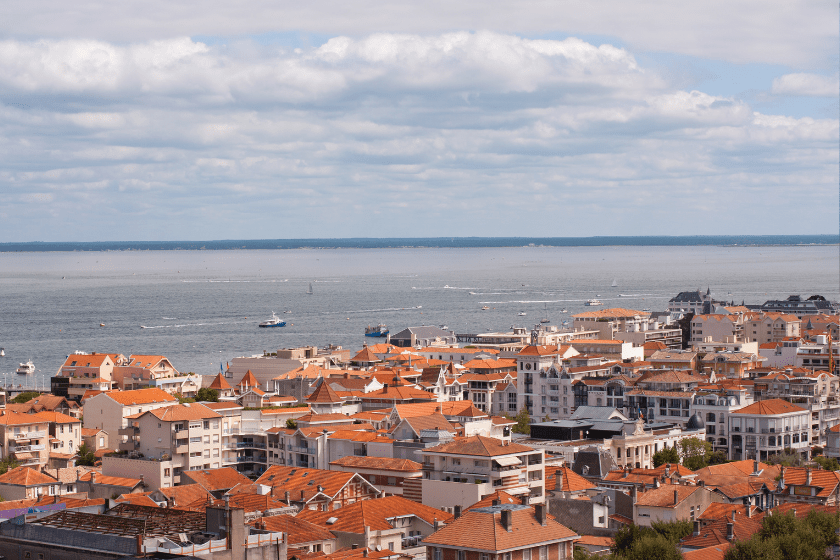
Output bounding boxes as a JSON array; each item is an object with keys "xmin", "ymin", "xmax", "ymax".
[
  {"xmin": 501, "ymin": 509, "xmax": 512, "ymax": 532},
  {"xmin": 673, "ymin": 489, "xmax": 678, "ymax": 505},
  {"xmin": 726, "ymin": 522, "xmax": 734, "ymax": 541},
  {"xmin": 454, "ymin": 505, "xmax": 461, "ymax": 519},
  {"xmin": 535, "ymin": 503, "xmax": 547, "ymax": 526},
  {"xmin": 806, "ymin": 467, "xmax": 812, "ymax": 486}
]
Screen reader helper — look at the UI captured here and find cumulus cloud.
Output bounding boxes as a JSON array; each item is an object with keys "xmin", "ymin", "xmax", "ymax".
[
  {"xmin": 772, "ymin": 73, "xmax": 839, "ymax": 97},
  {"xmin": 0, "ymin": 32, "xmax": 836, "ymax": 240}
]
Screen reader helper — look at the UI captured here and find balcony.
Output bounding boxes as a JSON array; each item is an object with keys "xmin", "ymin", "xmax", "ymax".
[
  {"xmin": 175, "ymin": 444, "xmax": 188, "ymax": 454},
  {"xmin": 119, "ymin": 441, "xmax": 139, "ymax": 451},
  {"xmin": 118, "ymin": 427, "xmax": 139, "ymax": 436},
  {"xmin": 288, "ymin": 445, "xmax": 310, "ymax": 454},
  {"xmin": 174, "ymin": 430, "xmax": 188, "ymax": 439},
  {"xmin": 237, "ymin": 442, "xmax": 266, "ymax": 449}
]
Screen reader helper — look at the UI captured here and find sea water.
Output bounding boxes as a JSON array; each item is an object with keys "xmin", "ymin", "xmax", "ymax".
[{"xmin": 0, "ymin": 245, "xmax": 837, "ymax": 384}]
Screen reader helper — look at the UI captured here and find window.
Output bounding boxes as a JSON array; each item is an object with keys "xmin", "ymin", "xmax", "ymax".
[
  {"xmin": 388, "ymin": 543, "xmax": 394, "ymax": 552},
  {"xmin": 458, "ymin": 551, "xmax": 466, "ymax": 560},
  {"xmin": 523, "ymin": 549, "xmax": 531, "ymax": 560},
  {"xmin": 204, "ymin": 421, "xmax": 210, "ymax": 429},
  {"xmin": 434, "ymin": 549, "xmax": 442, "ymax": 560},
  {"xmin": 540, "ymin": 546, "xmax": 548, "ymax": 560}
]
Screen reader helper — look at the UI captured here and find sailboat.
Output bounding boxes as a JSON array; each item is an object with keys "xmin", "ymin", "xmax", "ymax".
[
  {"xmin": 611, "ymin": 278, "xmax": 618, "ymax": 287},
  {"xmin": 540, "ymin": 303, "xmax": 550, "ymax": 323},
  {"xmin": 307, "ymin": 283, "xmax": 314, "ymax": 295}
]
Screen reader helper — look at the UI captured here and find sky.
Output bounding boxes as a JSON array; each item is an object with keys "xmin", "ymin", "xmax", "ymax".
[{"xmin": 1, "ymin": 0, "xmax": 838, "ymax": 241}]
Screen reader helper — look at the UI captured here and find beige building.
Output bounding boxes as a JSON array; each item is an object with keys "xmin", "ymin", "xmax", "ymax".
[
  {"xmin": 82, "ymin": 388, "xmax": 178, "ymax": 448},
  {"xmin": 745, "ymin": 313, "xmax": 801, "ymax": 345},
  {"xmin": 0, "ymin": 410, "xmax": 50, "ymax": 468},
  {"xmin": 127, "ymin": 403, "xmax": 224, "ymax": 479},
  {"xmin": 690, "ymin": 315, "xmax": 744, "ymax": 344},
  {"xmin": 634, "ymin": 485, "xmax": 726, "ymax": 526},
  {"xmin": 56, "ymin": 353, "xmax": 117, "ymax": 400}
]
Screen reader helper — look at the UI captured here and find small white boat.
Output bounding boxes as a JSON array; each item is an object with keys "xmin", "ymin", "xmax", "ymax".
[
  {"xmin": 560, "ymin": 308, "xmax": 568, "ymax": 313},
  {"xmin": 518, "ymin": 312, "xmax": 527, "ymax": 316},
  {"xmin": 481, "ymin": 306, "xmax": 490, "ymax": 311},
  {"xmin": 283, "ymin": 310, "xmax": 292, "ymax": 314},
  {"xmin": 585, "ymin": 299, "xmax": 603, "ymax": 306},
  {"xmin": 0, "ymin": 348, "xmax": 4, "ymax": 357},
  {"xmin": 307, "ymin": 283, "xmax": 314, "ymax": 295},
  {"xmin": 611, "ymin": 279, "xmax": 618, "ymax": 287},
  {"xmin": 16, "ymin": 361, "xmax": 34, "ymax": 375}
]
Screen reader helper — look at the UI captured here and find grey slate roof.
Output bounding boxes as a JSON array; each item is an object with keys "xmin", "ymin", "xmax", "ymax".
[{"xmin": 570, "ymin": 406, "xmax": 628, "ymax": 421}]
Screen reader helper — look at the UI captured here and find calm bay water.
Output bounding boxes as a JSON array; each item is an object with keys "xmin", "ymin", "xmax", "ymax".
[{"xmin": 0, "ymin": 245, "xmax": 838, "ymax": 384}]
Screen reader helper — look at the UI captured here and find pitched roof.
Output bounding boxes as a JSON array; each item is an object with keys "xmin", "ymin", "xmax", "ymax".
[
  {"xmin": 181, "ymin": 467, "xmax": 252, "ymax": 491},
  {"xmin": 297, "ymin": 495, "xmax": 452, "ymax": 534},
  {"xmin": 306, "ymin": 382, "xmax": 344, "ymax": 404},
  {"xmin": 782, "ymin": 467, "xmax": 840, "ymax": 497},
  {"xmin": 61, "ymin": 353, "xmax": 112, "ymax": 368},
  {"xmin": 518, "ymin": 346, "xmax": 563, "ymax": 356},
  {"xmin": 551, "ymin": 466, "xmax": 595, "ymax": 493},
  {"xmin": 254, "ymin": 514, "xmax": 335, "ymax": 545},
  {"xmin": 329, "ymin": 456, "xmax": 422, "ymax": 472},
  {"xmin": 127, "ymin": 355, "xmax": 170, "ymax": 368},
  {"xmin": 351, "ymin": 347, "xmax": 381, "ymax": 363},
  {"xmin": 401, "ymin": 413, "xmax": 457, "ymax": 436},
  {"xmin": 104, "ymin": 388, "xmax": 177, "ymax": 406},
  {"xmin": 464, "ymin": 491, "xmax": 525, "ymax": 512},
  {"xmin": 0, "ymin": 467, "xmax": 58, "ymax": 486},
  {"xmin": 129, "ymin": 403, "xmax": 221, "ymax": 421},
  {"xmin": 238, "ymin": 370, "xmax": 260, "ymax": 388},
  {"xmin": 79, "ymin": 472, "xmax": 143, "ymax": 488},
  {"xmin": 255, "ymin": 466, "xmax": 374, "ymax": 501},
  {"xmin": 155, "ymin": 483, "xmax": 213, "ymax": 507},
  {"xmin": 572, "ymin": 308, "xmax": 650, "ymax": 319},
  {"xmin": 732, "ymin": 399, "xmax": 806, "ymax": 415},
  {"xmin": 422, "ymin": 505, "xmax": 577, "ymax": 551},
  {"xmin": 423, "ymin": 436, "xmax": 536, "ymax": 457},
  {"xmin": 634, "ymin": 485, "xmax": 703, "ymax": 507},
  {"xmin": 208, "ymin": 373, "xmax": 233, "ymax": 390},
  {"xmin": 682, "ymin": 544, "xmax": 731, "ymax": 560}
]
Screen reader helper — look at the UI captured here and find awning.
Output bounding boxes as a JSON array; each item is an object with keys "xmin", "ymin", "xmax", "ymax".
[
  {"xmin": 494, "ymin": 456, "xmax": 522, "ymax": 467},
  {"xmin": 12, "ymin": 452, "xmax": 33, "ymax": 460}
]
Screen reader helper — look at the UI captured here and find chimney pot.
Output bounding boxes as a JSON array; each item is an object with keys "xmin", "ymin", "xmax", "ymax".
[
  {"xmin": 454, "ymin": 505, "xmax": 462, "ymax": 519},
  {"xmin": 726, "ymin": 522, "xmax": 734, "ymax": 541},
  {"xmin": 674, "ymin": 490, "xmax": 679, "ymax": 505},
  {"xmin": 501, "ymin": 509, "xmax": 513, "ymax": 532}
]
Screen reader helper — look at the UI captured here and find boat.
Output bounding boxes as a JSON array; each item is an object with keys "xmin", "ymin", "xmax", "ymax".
[
  {"xmin": 560, "ymin": 308, "xmax": 568, "ymax": 313},
  {"xmin": 518, "ymin": 312, "xmax": 527, "ymax": 316},
  {"xmin": 307, "ymin": 283, "xmax": 314, "ymax": 295},
  {"xmin": 99, "ymin": 323, "xmax": 105, "ymax": 327},
  {"xmin": 259, "ymin": 312, "xmax": 286, "ymax": 328},
  {"xmin": 283, "ymin": 310, "xmax": 292, "ymax": 314},
  {"xmin": 365, "ymin": 324, "xmax": 389, "ymax": 337},
  {"xmin": 16, "ymin": 361, "xmax": 34, "ymax": 375},
  {"xmin": 611, "ymin": 279, "xmax": 618, "ymax": 287},
  {"xmin": 0, "ymin": 348, "xmax": 4, "ymax": 357},
  {"xmin": 481, "ymin": 306, "xmax": 490, "ymax": 311},
  {"xmin": 540, "ymin": 303, "xmax": 550, "ymax": 323},
  {"xmin": 585, "ymin": 299, "xmax": 603, "ymax": 306}
]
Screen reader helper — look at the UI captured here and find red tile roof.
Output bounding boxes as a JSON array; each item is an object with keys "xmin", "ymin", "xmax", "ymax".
[
  {"xmin": 0, "ymin": 467, "xmax": 57, "ymax": 487},
  {"xmin": 329, "ymin": 456, "xmax": 422, "ymax": 472},
  {"xmin": 104, "ymin": 388, "xmax": 177, "ymax": 406},
  {"xmin": 297, "ymin": 495, "xmax": 452, "ymax": 533},
  {"xmin": 181, "ymin": 467, "xmax": 252, "ymax": 491},
  {"xmin": 424, "ymin": 435, "xmax": 536, "ymax": 457},
  {"xmin": 732, "ymin": 399, "xmax": 806, "ymax": 415}
]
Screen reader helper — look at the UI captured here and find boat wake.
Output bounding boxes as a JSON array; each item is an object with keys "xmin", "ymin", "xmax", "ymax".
[
  {"xmin": 320, "ymin": 305, "xmax": 423, "ymax": 315},
  {"xmin": 140, "ymin": 320, "xmax": 251, "ymax": 329}
]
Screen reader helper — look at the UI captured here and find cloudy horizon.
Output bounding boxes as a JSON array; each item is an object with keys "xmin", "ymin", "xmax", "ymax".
[{"xmin": 2, "ymin": 1, "xmax": 837, "ymax": 241}]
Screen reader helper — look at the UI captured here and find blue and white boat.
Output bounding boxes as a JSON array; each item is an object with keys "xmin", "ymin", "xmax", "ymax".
[
  {"xmin": 259, "ymin": 312, "xmax": 286, "ymax": 328},
  {"xmin": 365, "ymin": 324, "xmax": 389, "ymax": 337}
]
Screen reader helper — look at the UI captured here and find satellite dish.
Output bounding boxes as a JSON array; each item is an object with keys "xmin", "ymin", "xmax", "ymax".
[{"xmin": 376, "ymin": 545, "xmax": 382, "ymax": 551}]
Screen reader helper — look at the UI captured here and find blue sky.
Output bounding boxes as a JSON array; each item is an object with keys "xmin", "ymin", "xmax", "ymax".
[{"xmin": 0, "ymin": 0, "xmax": 837, "ymax": 241}]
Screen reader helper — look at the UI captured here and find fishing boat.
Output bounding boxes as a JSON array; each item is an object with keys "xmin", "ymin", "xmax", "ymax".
[
  {"xmin": 585, "ymin": 299, "xmax": 603, "ymax": 306},
  {"xmin": 307, "ymin": 283, "xmax": 314, "ymax": 295},
  {"xmin": 365, "ymin": 324, "xmax": 389, "ymax": 337},
  {"xmin": 259, "ymin": 312, "xmax": 286, "ymax": 328},
  {"xmin": 16, "ymin": 361, "xmax": 34, "ymax": 375}
]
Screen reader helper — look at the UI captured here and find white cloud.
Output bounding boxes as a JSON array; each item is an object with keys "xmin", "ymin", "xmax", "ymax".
[
  {"xmin": 772, "ymin": 73, "xmax": 839, "ymax": 97},
  {"xmin": 0, "ymin": 32, "xmax": 836, "ymax": 240}
]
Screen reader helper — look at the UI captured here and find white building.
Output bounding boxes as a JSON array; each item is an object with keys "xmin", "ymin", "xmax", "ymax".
[{"xmin": 728, "ymin": 399, "xmax": 811, "ymax": 461}]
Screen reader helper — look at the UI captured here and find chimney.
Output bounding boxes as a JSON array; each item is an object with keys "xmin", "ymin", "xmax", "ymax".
[
  {"xmin": 501, "ymin": 509, "xmax": 512, "ymax": 532},
  {"xmin": 556, "ymin": 469, "xmax": 564, "ymax": 492},
  {"xmin": 90, "ymin": 472, "xmax": 96, "ymax": 485},
  {"xmin": 317, "ymin": 485, "xmax": 323, "ymax": 492},
  {"xmin": 384, "ymin": 383, "xmax": 389, "ymax": 390},
  {"xmin": 699, "ymin": 480, "xmax": 705, "ymax": 487},
  {"xmin": 352, "ymin": 545, "xmax": 359, "ymax": 550},
  {"xmin": 780, "ymin": 467, "xmax": 786, "ymax": 490},
  {"xmin": 535, "ymin": 503, "xmax": 547, "ymax": 526},
  {"xmin": 726, "ymin": 522, "xmax": 734, "ymax": 541},
  {"xmin": 285, "ymin": 491, "xmax": 290, "ymax": 505},
  {"xmin": 753, "ymin": 458, "xmax": 760, "ymax": 474},
  {"xmin": 630, "ymin": 486, "xmax": 637, "ymax": 503},
  {"xmin": 674, "ymin": 490, "xmax": 679, "ymax": 505},
  {"xmin": 492, "ymin": 498, "xmax": 501, "ymax": 506},
  {"xmin": 434, "ymin": 520, "xmax": 442, "ymax": 531},
  {"xmin": 731, "ymin": 510, "xmax": 736, "ymax": 523},
  {"xmin": 747, "ymin": 507, "xmax": 752, "ymax": 519},
  {"xmin": 454, "ymin": 505, "xmax": 461, "ymax": 519},
  {"xmin": 693, "ymin": 520, "xmax": 700, "ymax": 537},
  {"xmin": 300, "ymin": 489, "xmax": 305, "ymax": 500},
  {"xmin": 654, "ymin": 478, "xmax": 660, "ymax": 489},
  {"xmin": 806, "ymin": 467, "xmax": 812, "ymax": 486},
  {"xmin": 363, "ymin": 550, "xmax": 368, "ymax": 558},
  {"xmin": 522, "ymin": 495, "xmax": 530, "ymax": 506}
]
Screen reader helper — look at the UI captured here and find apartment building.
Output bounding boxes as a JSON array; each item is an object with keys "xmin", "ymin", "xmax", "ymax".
[
  {"xmin": 423, "ymin": 502, "xmax": 578, "ymax": 560},
  {"xmin": 744, "ymin": 313, "xmax": 801, "ymax": 344},
  {"xmin": 37, "ymin": 411, "xmax": 82, "ymax": 466},
  {"xmin": 690, "ymin": 387, "xmax": 753, "ymax": 455},
  {"xmin": 127, "ymin": 403, "xmax": 224, "ymax": 479},
  {"xmin": 625, "ymin": 390, "xmax": 696, "ymax": 427},
  {"xmin": 701, "ymin": 351, "xmax": 766, "ymax": 379},
  {"xmin": 573, "ymin": 308, "xmax": 682, "ymax": 349},
  {"xmin": 460, "ymin": 372, "xmax": 515, "ymax": 414},
  {"xmin": 416, "ymin": 435, "xmax": 546, "ymax": 511},
  {"xmin": 690, "ymin": 315, "xmax": 743, "ymax": 344},
  {"xmin": 82, "ymin": 388, "xmax": 178, "ymax": 447},
  {"xmin": 758, "ymin": 295, "xmax": 836, "ymax": 318},
  {"xmin": 0, "ymin": 411, "xmax": 50, "ymax": 469},
  {"xmin": 517, "ymin": 346, "xmax": 565, "ymax": 420},
  {"xmin": 53, "ymin": 353, "xmax": 117, "ymax": 400},
  {"xmin": 752, "ymin": 368, "xmax": 840, "ymax": 446},
  {"xmin": 255, "ymin": 465, "xmax": 380, "ymax": 511},
  {"xmin": 728, "ymin": 399, "xmax": 811, "ymax": 461},
  {"xmin": 794, "ymin": 335, "xmax": 840, "ymax": 375}
]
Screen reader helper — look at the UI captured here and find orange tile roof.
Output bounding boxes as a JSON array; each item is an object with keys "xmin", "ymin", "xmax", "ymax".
[
  {"xmin": 181, "ymin": 467, "xmax": 252, "ymax": 491},
  {"xmin": 79, "ymin": 472, "xmax": 142, "ymax": 487},
  {"xmin": 254, "ymin": 514, "xmax": 335, "ymax": 545},
  {"xmin": 256, "ymin": 466, "xmax": 376, "ymax": 501},
  {"xmin": 634, "ymin": 485, "xmax": 702, "ymax": 507},
  {"xmin": 518, "ymin": 345, "xmax": 563, "ymax": 356},
  {"xmin": 127, "ymin": 355, "xmax": 170, "ymax": 368},
  {"xmin": 782, "ymin": 467, "xmax": 840, "ymax": 497},
  {"xmin": 306, "ymin": 382, "xmax": 344, "ymax": 403},
  {"xmin": 360, "ymin": 385, "xmax": 436, "ymax": 401},
  {"xmin": 238, "ymin": 370, "xmax": 260, "ymax": 388},
  {"xmin": 732, "ymin": 399, "xmax": 807, "ymax": 415},
  {"xmin": 683, "ymin": 543, "xmax": 731, "ymax": 560},
  {"xmin": 422, "ymin": 505, "xmax": 577, "ymax": 551},
  {"xmin": 329, "ymin": 456, "xmax": 421, "ymax": 472},
  {"xmin": 155, "ymin": 484, "xmax": 213, "ymax": 507},
  {"xmin": 424, "ymin": 435, "xmax": 536, "ymax": 457},
  {"xmin": 208, "ymin": 373, "xmax": 233, "ymax": 390},
  {"xmin": 31, "ymin": 411, "xmax": 81, "ymax": 424},
  {"xmin": 551, "ymin": 466, "xmax": 595, "ymax": 493},
  {"xmin": 61, "ymin": 354, "xmax": 112, "ymax": 368},
  {"xmin": 464, "ymin": 490, "xmax": 525, "ymax": 511},
  {"xmin": 351, "ymin": 347, "xmax": 381, "ymax": 363},
  {"xmin": 297, "ymin": 495, "xmax": 452, "ymax": 533},
  {"xmin": 130, "ymin": 403, "xmax": 221, "ymax": 421},
  {"xmin": 104, "ymin": 388, "xmax": 177, "ymax": 406},
  {"xmin": 0, "ymin": 467, "xmax": 57, "ymax": 486},
  {"xmin": 115, "ymin": 492, "xmax": 160, "ymax": 507},
  {"xmin": 572, "ymin": 308, "xmax": 650, "ymax": 319}
]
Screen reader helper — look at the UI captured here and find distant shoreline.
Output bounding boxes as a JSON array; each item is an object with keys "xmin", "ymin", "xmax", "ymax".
[{"xmin": 1, "ymin": 235, "xmax": 838, "ymax": 252}]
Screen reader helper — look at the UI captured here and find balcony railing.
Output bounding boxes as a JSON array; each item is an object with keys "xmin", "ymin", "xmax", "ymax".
[{"xmin": 288, "ymin": 445, "xmax": 310, "ymax": 454}]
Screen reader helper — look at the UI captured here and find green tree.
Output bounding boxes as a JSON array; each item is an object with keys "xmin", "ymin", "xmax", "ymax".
[
  {"xmin": 195, "ymin": 388, "xmax": 219, "ymax": 402},
  {"xmin": 0, "ymin": 457, "xmax": 19, "ymax": 475},
  {"xmin": 650, "ymin": 519, "xmax": 692, "ymax": 543},
  {"xmin": 624, "ymin": 534, "xmax": 682, "ymax": 560},
  {"xmin": 652, "ymin": 446, "xmax": 680, "ymax": 468},
  {"xmin": 174, "ymin": 393, "xmax": 195, "ymax": 404},
  {"xmin": 725, "ymin": 537, "xmax": 784, "ymax": 560},
  {"xmin": 11, "ymin": 391, "xmax": 40, "ymax": 404},
  {"xmin": 77, "ymin": 442, "xmax": 96, "ymax": 466},
  {"xmin": 512, "ymin": 407, "xmax": 531, "ymax": 435},
  {"xmin": 707, "ymin": 450, "xmax": 729, "ymax": 466},
  {"xmin": 286, "ymin": 419, "xmax": 297, "ymax": 430},
  {"xmin": 678, "ymin": 437, "xmax": 712, "ymax": 470},
  {"xmin": 812, "ymin": 455, "xmax": 839, "ymax": 471}
]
